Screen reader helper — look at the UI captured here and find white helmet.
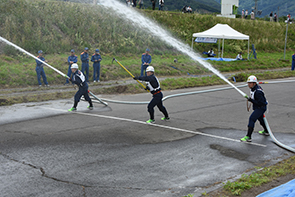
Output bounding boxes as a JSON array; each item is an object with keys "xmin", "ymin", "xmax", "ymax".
[
  {"xmin": 146, "ymin": 66, "xmax": 154, "ymax": 72},
  {"xmin": 247, "ymin": 75, "xmax": 258, "ymax": 83},
  {"xmin": 71, "ymin": 63, "xmax": 79, "ymax": 69}
]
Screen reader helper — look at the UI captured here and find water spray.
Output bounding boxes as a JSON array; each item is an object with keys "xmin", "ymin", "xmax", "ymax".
[{"xmin": 0, "ymin": 36, "xmax": 108, "ymax": 106}]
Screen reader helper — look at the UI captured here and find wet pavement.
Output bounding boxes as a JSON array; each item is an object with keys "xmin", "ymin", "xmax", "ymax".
[{"xmin": 0, "ymin": 80, "xmax": 295, "ymax": 197}]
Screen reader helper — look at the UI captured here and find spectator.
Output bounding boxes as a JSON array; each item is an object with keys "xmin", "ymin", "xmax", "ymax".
[
  {"xmin": 138, "ymin": 0, "xmax": 144, "ymax": 9},
  {"xmin": 35, "ymin": 50, "xmax": 49, "ymax": 87},
  {"xmin": 250, "ymin": 10, "xmax": 255, "ymax": 20},
  {"xmin": 236, "ymin": 52, "xmax": 243, "ymax": 60},
  {"xmin": 133, "ymin": 0, "xmax": 136, "ymax": 7},
  {"xmin": 159, "ymin": 0, "xmax": 164, "ymax": 11},
  {"xmin": 274, "ymin": 13, "xmax": 277, "ymax": 22},
  {"xmin": 65, "ymin": 49, "xmax": 78, "ymax": 85},
  {"xmin": 182, "ymin": 5, "xmax": 188, "ymax": 13},
  {"xmin": 287, "ymin": 14, "xmax": 291, "ymax": 23},
  {"xmin": 245, "ymin": 10, "xmax": 248, "ymax": 19},
  {"xmin": 80, "ymin": 47, "xmax": 90, "ymax": 83},
  {"xmin": 269, "ymin": 11, "xmax": 273, "ymax": 22},
  {"xmin": 91, "ymin": 49, "xmax": 102, "ymax": 82},
  {"xmin": 292, "ymin": 52, "xmax": 295, "ymax": 71},
  {"xmin": 151, "ymin": 0, "xmax": 155, "ymax": 10},
  {"xmin": 141, "ymin": 48, "xmax": 152, "ymax": 76},
  {"xmin": 187, "ymin": 6, "xmax": 192, "ymax": 13},
  {"xmin": 242, "ymin": 9, "xmax": 245, "ymax": 19},
  {"xmin": 208, "ymin": 48, "xmax": 214, "ymax": 57}
]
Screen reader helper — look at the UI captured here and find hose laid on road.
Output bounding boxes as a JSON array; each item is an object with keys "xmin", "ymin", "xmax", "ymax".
[
  {"xmin": 263, "ymin": 115, "xmax": 295, "ymax": 153},
  {"xmin": 99, "ymin": 84, "xmax": 248, "ymax": 105}
]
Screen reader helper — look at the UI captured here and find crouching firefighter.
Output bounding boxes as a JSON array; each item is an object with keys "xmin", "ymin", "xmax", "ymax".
[
  {"xmin": 241, "ymin": 75, "xmax": 269, "ymax": 142},
  {"xmin": 134, "ymin": 66, "xmax": 169, "ymax": 124},
  {"xmin": 68, "ymin": 63, "xmax": 93, "ymax": 111}
]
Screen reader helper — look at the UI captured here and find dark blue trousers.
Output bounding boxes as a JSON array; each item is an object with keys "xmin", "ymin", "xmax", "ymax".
[
  {"xmin": 36, "ymin": 66, "xmax": 48, "ymax": 85},
  {"xmin": 93, "ymin": 64, "xmax": 100, "ymax": 81},
  {"xmin": 148, "ymin": 92, "xmax": 168, "ymax": 120},
  {"xmin": 74, "ymin": 85, "xmax": 91, "ymax": 103},
  {"xmin": 248, "ymin": 108, "xmax": 266, "ymax": 129},
  {"xmin": 66, "ymin": 65, "xmax": 71, "ymax": 83}
]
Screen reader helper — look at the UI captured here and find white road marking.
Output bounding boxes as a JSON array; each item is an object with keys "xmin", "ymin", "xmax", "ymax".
[{"xmin": 43, "ymin": 107, "xmax": 267, "ymax": 147}]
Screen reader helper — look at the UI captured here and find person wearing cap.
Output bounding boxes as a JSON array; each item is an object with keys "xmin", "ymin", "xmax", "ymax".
[
  {"xmin": 241, "ymin": 75, "xmax": 269, "ymax": 142},
  {"xmin": 68, "ymin": 63, "xmax": 93, "ymax": 112},
  {"xmin": 65, "ymin": 49, "xmax": 78, "ymax": 85},
  {"xmin": 35, "ymin": 50, "xmax": 49, "ymax": 87},
  {"xmin": 134, "ymin": 66, "xmax": 169, "ymax": 124},
  {"xmin": 91, "ymin": 49, "xmax": 102, "ymax": 82},
  {"xmin": 141, "ymin": 48, "xmax": 152, "ymax": 76},
  {"xmin": 80, "ymin": 47, "xmax": 90, "ymax": 83}
]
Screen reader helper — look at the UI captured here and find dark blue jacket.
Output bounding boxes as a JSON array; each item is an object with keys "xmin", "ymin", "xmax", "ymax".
[
  {"xmin": 91, "ymin": 53, "xmax": 102, "ymax": 66},
  {"xmin": 138, "ymin": 74, "xmax": 161, "ymax": 94},
  {"xmin": 68, "ymin": 55, "xmax": 78, "ymax": 66},
  {"xmin": 71, "ymin": 70, "xmax": 88, "ymax": 88},
  {"xmin": 292, "ymin": 54, "xmax": 295, "ymax": 66},
  {"xmin": 80, "ymin": 52, "xmax": 89, "ymax": 63},
  {"xmin": 141, "ymin": 53, "xmax": 152, "ymax": 66},
  {"xmin": 36, "ymin": 56, "xmax": 45, "ymax": 67},
  {"xmin": 249, "ymin": 84, "xmax": 268, "ymax": 110}
]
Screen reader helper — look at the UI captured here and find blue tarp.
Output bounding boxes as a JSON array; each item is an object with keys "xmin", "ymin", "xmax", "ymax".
[
  {"xmin": 257, "ymin": 179, "xmax": 295, "ymax": 197},
  {"xmin": 199, "ymin": 57, "xmax": 237, "ymax": 62}
]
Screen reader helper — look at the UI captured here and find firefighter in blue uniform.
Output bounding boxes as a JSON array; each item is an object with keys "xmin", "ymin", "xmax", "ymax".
[
  {"xmin": 80, "ymin": 47, "xmax": 90, "ymax": 82},
  {"xmin": 68, "ymin": 63, "xmax": 93, "ymax": 111},
  {"xmin": 241, "ymin": 75, "xmax": 269, "ymax": 142},
  {"xmin": 91, "ymin": 49, "xmax": 102, "ymax": 82},
  {"xmin": 65, "ymin": 49, "xmax": 78, "ymax": 85},
  {"xmin": 134, "ymin": 66, "xmax": 169, "ymax": 124},
  {"xmin": 35, "ymin": 50, "xmax": 49, "ymax": 87},
  {"xmin": 292, "ymin": 52, "xmax": 295, "ymax": 71},
  {"xmin": 141, "ymin": 48, "xmax": 152, "ymax": 76}
]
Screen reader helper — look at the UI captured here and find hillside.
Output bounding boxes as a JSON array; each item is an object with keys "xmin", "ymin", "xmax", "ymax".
[
  {"xmin": 215, "ymin": 0, "xmax": 295, "ymax": 18},
  {"xmin": 117, "ymin": 0, "xmax": 220, "ymax": 13},
  {"xmin": 1, "ymin": 0, "xmax": 295, "ymax": 56},
  {"xmin": 239, "ymin": 0, "xmax": 295, "ymax": 18}
]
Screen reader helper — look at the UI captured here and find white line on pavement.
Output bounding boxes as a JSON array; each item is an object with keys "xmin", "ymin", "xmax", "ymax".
[{"xmin": 43, "ymin": 107, "xmax": 267, "ymax": 148}]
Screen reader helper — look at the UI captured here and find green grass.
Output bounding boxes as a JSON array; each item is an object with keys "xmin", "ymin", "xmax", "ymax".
[
  {"xmin": 223, "ymin": 155, "xmax": 295, "ymax": 196},
  {"xmin": 0, "ymin": 51, "xmax": 294, "ymax": 88}
]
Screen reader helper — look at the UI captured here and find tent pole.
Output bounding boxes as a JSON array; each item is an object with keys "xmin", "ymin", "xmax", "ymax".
[
  {"xmin": 222, "ymin": 38, "xmax": 224, "ymax": 58},
  {"xmin": 248, "ymin": 39, "xmax": 250, "ymax": 60},
  {"xmin": 218, "ymin": 39, "xmax": 220, "ymax": 58}
]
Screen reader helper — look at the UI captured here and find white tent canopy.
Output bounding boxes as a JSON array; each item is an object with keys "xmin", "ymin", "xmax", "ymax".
[{"xmin": 192, "ymin": 24, "xmax": 250, "ymax": 58}]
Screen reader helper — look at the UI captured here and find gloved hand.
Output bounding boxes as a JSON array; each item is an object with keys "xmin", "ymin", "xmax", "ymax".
[
  {"xmin": 133, "ymin": 76, "xmax": 139, "ymax": 80},
  {"xmin": 244, "ymin": 94, "xmax": 249, "ymax": 99}
]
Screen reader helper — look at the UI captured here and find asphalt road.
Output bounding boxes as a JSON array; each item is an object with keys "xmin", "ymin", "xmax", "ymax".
[{"xmin": 0, "ymin": 79, "xmax": 295, "ymax": 197}]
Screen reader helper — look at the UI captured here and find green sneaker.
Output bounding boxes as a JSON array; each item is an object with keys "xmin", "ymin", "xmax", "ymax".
[
  {"xmin": 240, "ymin": 136, "xmax": 252, "ymax": 142},
  {"xmin": 258, "ymin": 130, "xmax": 269, "ymax": 136},
  {"xmin": 161, "ymin": 117, "xmax": 170, "ymax": 121},
  {"xmin": 146, "ymin": 119, "xmax": 155, "ymax": 124},
  {"xmin": 68, "ymin": 107, "xmax": 77, "ymax": 112},
  {"xmin": 87, "ymin": 106, "xmax": 93, "ymax": 110}
]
